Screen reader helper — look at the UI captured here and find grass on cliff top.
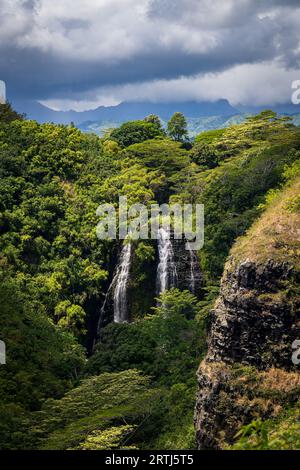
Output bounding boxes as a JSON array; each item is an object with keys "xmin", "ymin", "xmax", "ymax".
[
  {"xmin": 230, "ymin": 400, "xmax": 300, "ymax": 450},
  {"xmin": 230, "ymin": 175, "xmax": 300, "ymax": 267}
]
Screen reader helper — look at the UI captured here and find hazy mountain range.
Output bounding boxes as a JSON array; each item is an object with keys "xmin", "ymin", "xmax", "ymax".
[{"xmin": 12, "ymin": 99, "xmax": 300, "ymax": 136}]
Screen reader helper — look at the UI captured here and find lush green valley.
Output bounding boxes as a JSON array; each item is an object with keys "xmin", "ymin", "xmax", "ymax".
[{"xmin": 0, "ymin": 103, "xmax": 299, "ymax": 450}]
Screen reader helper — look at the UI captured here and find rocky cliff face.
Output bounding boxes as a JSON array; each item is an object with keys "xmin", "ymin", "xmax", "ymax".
[
  {"xmin": 172, "ymin": 237, "xmax": 203, "ymax": 295},
  {"xmin": 96, "ymin": 234, "xmax": 203, "ymax": 341},
  {"xmin": 195, "ymin": 178, "xmax": 300, "ymax": 449},
  {"xmin": 206, "ymin": 259, "xmax": 298, "ymax": 369}
]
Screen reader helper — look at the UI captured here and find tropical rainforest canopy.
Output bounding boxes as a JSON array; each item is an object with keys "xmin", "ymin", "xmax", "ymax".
[{"xmin": 0, "ymin": 103, "xmax": 299, "ymax": 449}]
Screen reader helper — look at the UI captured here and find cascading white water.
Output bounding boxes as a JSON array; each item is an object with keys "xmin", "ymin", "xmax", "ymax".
[
  {"xmin": 186, "ymin": 241, "xmax": 197, "ymax": 294},
  {"xmin": 156, "ymin": 228, "xmax": 177, "ymax": 295},
  {"xmin": 95, "ymin": 231, "xmax": 200, "ymax": 348},
  {"xmin": 96, "ymin": 241, "xmax": 131, "ymax": 339},
  {"xmin": 96, "ymin": 280, "xmax": 113, "ymax": 338},
  {"xmin": 113, "ymin": 242, "xmax": 131, "ymax": 323}
]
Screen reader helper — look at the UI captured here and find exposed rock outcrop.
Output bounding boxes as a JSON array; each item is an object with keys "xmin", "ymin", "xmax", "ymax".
[
  {"xmin": 206, "ymin": 259, "xmax": 298, "ymax": 369},
  {"xmin": 172, "ymin": 237, "xmax": 202, "ymax": 295},
  {"xmin": 195, "ymin": 178, "xmax": 300, "ymax": 449}
]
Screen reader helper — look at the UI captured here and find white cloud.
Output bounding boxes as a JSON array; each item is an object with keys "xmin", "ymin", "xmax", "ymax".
[
  {"xmin": 0, "ymin": 0, "xmax": 33, "ymax": 42},
  {"xmin": 0, "ymin": 0, "xmax": 151, "ymax": 61},
  {"xmin": 41, "ymin": 61, "xmax": 300, "ymax": 110},
  {"xmin": 19, "ymin": 0, "xmax": 151, "ymax": 61},
  {"xmin": 1, "ymin": 0, "xmax": 300, "ymax": 105},
  {"xmin": 2, "ymin": 0, "xmax": 299, "ymax": 63}
]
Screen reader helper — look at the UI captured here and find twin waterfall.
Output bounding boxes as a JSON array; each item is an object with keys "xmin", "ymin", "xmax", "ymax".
[
  {"xmin": 97, "ymin": 230, "xmax": 200, "ymax": 339},
  {"xmin": 113, "ymin": 242, "xmax": 132, "ymax": 323},
  {"xmin": 96, "ymin": 241, "xmax": 131, "ymax": 338},
  {"xmin": 186, "ymin": 241, "xmax": 198, "ymax": 295},
  {"xmin": 156, "ymin": 229, "xmax": 198, "ymax": 297},
  {"xmin": 156, "ymin": 228, "xmax": 178, "ymax": 295}
]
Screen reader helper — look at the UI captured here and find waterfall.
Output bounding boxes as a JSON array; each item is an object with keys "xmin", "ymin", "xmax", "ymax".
[
  {"xmin": 95, "ymin": 228, "xmax": 201, "ymax": 345},
  {"xmin": 113, "ymin": 241, "xmax": 131, "ymax": 323},
  {"xmin": 156, "ymin": 228, "xmax": 177, "ymax": 296},
  {"xmin": 96, "ymin": 241, "xmax": 131, "ymax": 340},
  {"xmin": 96, "ymin": 282, "xmax": 113, "ymax": 338},
  {"xmin": 186, "ymin": 241, "xmax": 197, "ymax": 294}
]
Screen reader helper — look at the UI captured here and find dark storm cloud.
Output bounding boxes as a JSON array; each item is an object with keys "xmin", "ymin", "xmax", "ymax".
[{"xmin": 0, "ymin": 0, "xmax": 299, "ymax": 104}]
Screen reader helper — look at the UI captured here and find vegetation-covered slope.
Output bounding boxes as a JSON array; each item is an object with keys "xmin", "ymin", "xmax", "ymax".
[
  {"xmin": 0, "ymin": 105, "xmax": 299, "ymax": 450},
  {"xmin": 195, "ymin": 168, "xmax": 300, "ymax": 449}
]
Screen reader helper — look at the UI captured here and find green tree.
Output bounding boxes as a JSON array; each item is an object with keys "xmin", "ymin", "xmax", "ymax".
[
  {"xmin": 110, "ymin": 120, "xmax": 164, "ymax": 147},
  {"xmin": 124, "ymin": 139, "xmax": 190, "ymax": 179},
  {"xmin": 0, "ymin": 102, "xmax": 24, "ymax": 123},
  {"xmin": 189, "ymin": 142, "xmax": 219, "ymax": 168},
  {"xmin": 0, "ymin": 279, "xmax": 85, "ymax": 449},
  {"xmin": 167, "ymin": 112, "xmax": 188, "ymax": 142},
  {"xmin": 55, "ymin": 301, "xmax": 87, "ymax": 337},
  {"xmin": 30, "ymin": 370, "xmax": 161, "ymax": 450},
  {"xmin": 194, "ymin": 128, "xmax": 225, "ymax": 145},
  {"xmin": 77, "ymin": 425, "xmax": 137, "ymax": 450},
  {"xmin": 144, "ymin": 114, "xmax": 164, "ymax": 131}
]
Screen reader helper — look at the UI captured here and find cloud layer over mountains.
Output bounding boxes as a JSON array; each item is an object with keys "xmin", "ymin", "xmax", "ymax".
[{"xmin": 1, "ymin": 0, "xmax": 300, "ymax": 109}]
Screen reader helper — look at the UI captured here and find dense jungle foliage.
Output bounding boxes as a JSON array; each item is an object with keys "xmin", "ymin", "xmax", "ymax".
[{"xmin": 0, "ymin": 103, "xmax": 299, "ymax": 449}]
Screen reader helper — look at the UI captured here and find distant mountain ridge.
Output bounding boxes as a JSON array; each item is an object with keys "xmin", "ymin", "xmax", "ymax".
[
  {"xmin": 78, "ymin": 114, "xmax": 247, "ymax": 137},
  {"xmin": 11, "ymin": 98, "xmax": 300, "ymax": 136},
  {"xmin": 12, "ymin": 99, "xmax": 238, "ymax": 124}
]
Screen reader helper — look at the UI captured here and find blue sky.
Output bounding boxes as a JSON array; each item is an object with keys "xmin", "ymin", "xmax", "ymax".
[{"xmin": 1, "ymin": 0, "xmax": 300, "ymax": 110}]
